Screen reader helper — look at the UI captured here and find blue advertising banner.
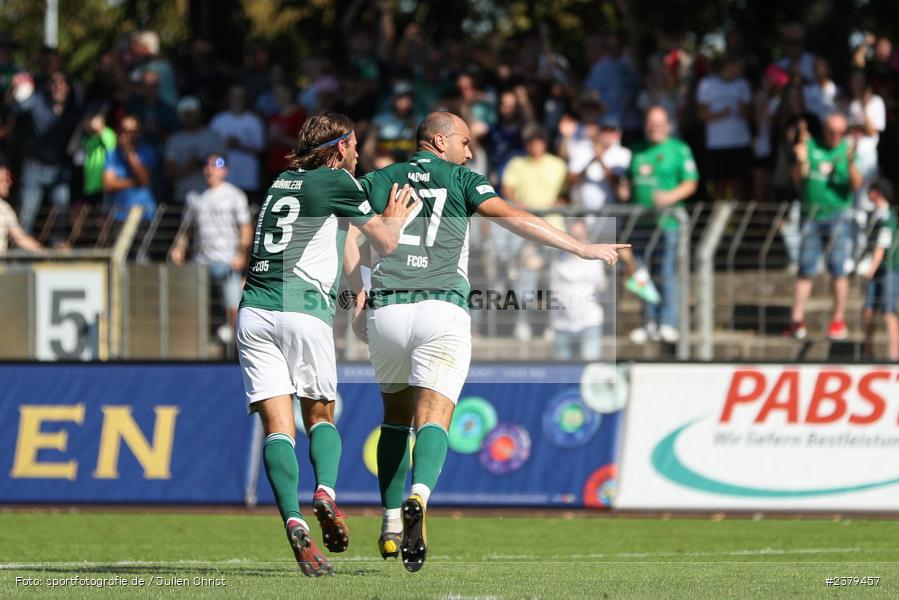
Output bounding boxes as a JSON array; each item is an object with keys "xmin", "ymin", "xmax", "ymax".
[
  {"xmin": 0, "ymin": 364, "xmax": 253, "ymax": 503},
  {"xmin": 256, "ymin": 364, "xmax": 622, "ymax": 508},
  {"xmin": 0, "ymin": 363, "xmax": 622, "ymax": 507}
]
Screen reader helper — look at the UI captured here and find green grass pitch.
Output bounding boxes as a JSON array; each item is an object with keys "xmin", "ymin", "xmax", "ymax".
[{"xmin": 0, "ymin": 511, "xmax": 896, "ymax": 599}]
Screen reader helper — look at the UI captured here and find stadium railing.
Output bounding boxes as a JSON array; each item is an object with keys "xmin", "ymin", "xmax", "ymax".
[{"xmin": 6, "ymin": 199, "xmax": 892, "ymax": 362}]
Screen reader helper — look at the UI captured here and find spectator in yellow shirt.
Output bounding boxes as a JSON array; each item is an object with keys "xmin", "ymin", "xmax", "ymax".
[
  {"xmin": 502, "ymin": 124, "xmax": 568, "ymax": 213},
  {"xmin": 500, "ymin": 124, "xmax": 568, "ymax": 340}
]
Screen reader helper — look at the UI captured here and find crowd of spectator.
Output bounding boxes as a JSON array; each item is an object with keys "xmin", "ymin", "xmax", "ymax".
[{"xmin": 1, "ymin": 17, "xmax": 899, "ymax": 356}]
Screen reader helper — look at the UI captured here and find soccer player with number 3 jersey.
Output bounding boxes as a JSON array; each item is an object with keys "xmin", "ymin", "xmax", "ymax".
[
  {"xmin": 236, "ymin": 111, "xmax": 417, "ymax": 576},
  {"xmin": 349, "ymin": 112, "xmax": 629, "ymax": 572}
]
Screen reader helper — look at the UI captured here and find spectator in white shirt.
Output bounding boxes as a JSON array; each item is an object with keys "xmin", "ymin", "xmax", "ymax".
[
  {"xmin": 209, "ymin": 85, "xmax": 265, "ymax": 195},
  {"xmin": 697, "ymin": 54, "xmax": 752, "ymax": 202},
  {"xmin": 847, "ymin": 69, "xmax": 887, "ymax": 264},
  {"xmin": 802, "ymin": 57, "xmax": 839, "ymax": 124},
  {"xmin": 170, "ymin": 153, "xmax": 252, "ymax": 338},
  {"xmin": 550, "ymin": 219, "xmax": 606, "ymax": 361},
  {"xmin": 848, "ymin": 70, "xmax": 886, "ymax": 208},
  {"xmin": 566, "ymin": 114, "xmax": 631, "ymax": 212}
]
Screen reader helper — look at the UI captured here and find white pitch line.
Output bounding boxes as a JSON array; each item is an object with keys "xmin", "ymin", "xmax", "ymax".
[
  {"xmin": 487, "ymin": 547, "xmax": 867, "ymax": 560},
  {"xmin": 0, "ymin": 556, "xmax": 456, "ymax": 569},
  {"xmin": 0, "ymin": 548, "xmax": 879, "ymax": 570}
]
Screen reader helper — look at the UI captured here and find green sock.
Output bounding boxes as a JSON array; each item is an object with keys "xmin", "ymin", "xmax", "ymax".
[
  {"xmin": 263, "ymin": 433, "xmax": 301, "ymax": 523},
  {"xmin": 377, "ymin": 424, "xmax": 412, "ymax": 509},
  {"xmin": 308, "ymin": 422, "xmax": 341, "ymax": 490},
  {"xmin": 411, "ymin": 423, "xmax": 448, "ymax": 492}
]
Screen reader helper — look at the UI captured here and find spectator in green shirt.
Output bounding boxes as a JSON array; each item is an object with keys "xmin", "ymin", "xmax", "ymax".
[
  {"xmin": 861, "ymin": 179, "xmax": 899, "ymax": 361},
  {"xmin": 81, "ymin": 111, "xmax": 116, "ymax": 204},
  {"xmin": 619, "ymin": 105, "xmax": 698, "ymax": 345},
  {"xmin": 788, "ymin": 112, "xmax": 862, "ymax": 341}
]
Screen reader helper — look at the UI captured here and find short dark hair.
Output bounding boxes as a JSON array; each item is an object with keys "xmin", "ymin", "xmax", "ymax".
[
  {"xmin": 416, "ymin": 112, "xmax": 457, "ymax": 144},
  {"xmin": 870, "ymin": 178, "xmax": 894, "ymax": 203}
]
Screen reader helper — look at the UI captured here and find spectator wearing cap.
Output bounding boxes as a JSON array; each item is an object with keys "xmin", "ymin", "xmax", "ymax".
[
  {"xmin": 619, "ymin": 106, "xmax": 699, "ymax": 345},
  {"xmin": 13, "ymin": 70, "xmax": 79, "ymax": 240},
  {"xmin": 209, "ymin": 85, "xmax": 265, "ymax": 195},
  {"xmin": 696, "ymin": 54, "xmax": 752, "ymax": 202},
  {"xmin": 861, "ymin": 179, "xmax": 899, "ymax": 360},
  {"xmin": 170, "ymin": 153, "xmax": 251, "ymax": 340},
  {"xmin": 502, "ymin": 123, "xmax": 568, "ymax": 341},
  {"xmin": 788, "ymin": 112, "xmax": 862, "ymax": 341},
  {"xmin": 0, "ymin": 162, "xmax": 42, "ymax": 254},
  {"xmin": 165, "ymin": 96, "xmax": 224, "ymax": 203},
  {"xmin": 566, "ymin": 114, "xmax": 631, "ymax": 213},
  {"xmin": 103, "ymin": 114, "xmax": 157, "ymax": 223},
  {"xmin": 847, "ymin": 70, "xmax": 886, "ymax": 208},
  {"xmin": 362, "ymin": 82, "xmax": 419, "ymax": 170}
]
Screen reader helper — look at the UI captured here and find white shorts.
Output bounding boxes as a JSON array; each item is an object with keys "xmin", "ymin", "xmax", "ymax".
[
  {"xmin": 236, "ymin": 306, "xmax": 337, "ymax": 408},
  {"xmin": 367, "ymin": 300, "xmax": 472, "ymax": 404}
]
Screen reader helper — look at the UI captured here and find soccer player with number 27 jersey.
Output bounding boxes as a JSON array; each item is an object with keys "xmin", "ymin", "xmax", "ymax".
[
  {"xmin": 349, "ymin": 112, "xmax": 629, "ymax": 572},
  {"xmin": 236, "ymin": 111, "xmax": 417, "ymax": 576}
]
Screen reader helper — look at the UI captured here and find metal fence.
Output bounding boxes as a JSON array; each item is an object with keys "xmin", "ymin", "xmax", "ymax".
[{"xmin": 4, "ymin": 199, "xmax": 894, "ymax": 362}]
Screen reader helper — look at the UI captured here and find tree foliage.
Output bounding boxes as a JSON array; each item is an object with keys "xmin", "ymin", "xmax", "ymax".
[{"xmin": 0, "ymin": 0, "xmax": 889, "ymax": 82}]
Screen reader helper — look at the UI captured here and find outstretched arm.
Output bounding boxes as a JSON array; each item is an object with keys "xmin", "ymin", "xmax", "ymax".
[{"xmin": 476, "ymin": 196, "xmax": 629, "ymax": 265}]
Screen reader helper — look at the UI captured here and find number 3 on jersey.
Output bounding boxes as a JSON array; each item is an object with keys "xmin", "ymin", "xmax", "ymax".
[
  {"xmin": 398, "ymin": 188, "xmax": 447, "ymax": 247},
  {"xmin": 253, "ymin": 195, "xmax": 301, "ymax": 254}
]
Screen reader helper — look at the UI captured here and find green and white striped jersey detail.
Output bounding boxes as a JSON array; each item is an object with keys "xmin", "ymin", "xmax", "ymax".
[
  {"xmin": 240, "ymin": 167, "xmax": 374, "ymax": 325},
  {"xmin": 360, "ymin": 151, "xmax": 498, "ymax": 310}
]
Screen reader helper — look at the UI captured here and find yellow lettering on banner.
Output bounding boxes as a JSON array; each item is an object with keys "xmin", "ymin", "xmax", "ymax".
[
  {"xmin": 10, "ymin": 404, "xmax": 85, "ymax": 480},
  {"xmin": 93, "ymin": 406, "xmax": 179, "ymax": 479}
]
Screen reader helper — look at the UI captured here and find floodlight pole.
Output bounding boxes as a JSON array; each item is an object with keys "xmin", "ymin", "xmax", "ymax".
[{"xmin": 44, "ymin": 0, "xmax": 59, "ymax": 49}]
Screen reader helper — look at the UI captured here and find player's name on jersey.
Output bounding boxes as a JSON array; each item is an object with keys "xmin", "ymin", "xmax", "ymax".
[
  {"xmin": 407, "ymin": 172, "xmax": 430, "ymax": 182},
  {"xmin": 270, "ymin": 178, "xmax": 305, "ymax": 190}
]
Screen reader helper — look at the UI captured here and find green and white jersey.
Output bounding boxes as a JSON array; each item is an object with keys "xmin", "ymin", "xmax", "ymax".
[
  {"xmin": 870, "ymin": 207, "xmax": 899, "ymax": 273},
  {"xmin": 240, "ymin": 167, "xmax": 374, "ymax": 325},
  {"xmin": 360, "ymin": 151, "xmax": 498, "ymax": 309}
]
